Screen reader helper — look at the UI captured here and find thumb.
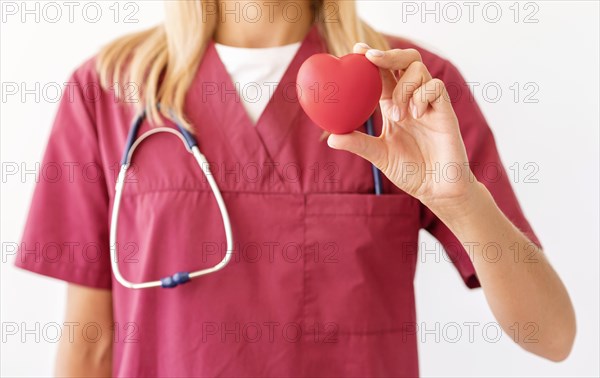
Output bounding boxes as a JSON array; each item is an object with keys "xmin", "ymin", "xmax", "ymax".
[{"xmin": 327, "ymin": 131, "xmax": 384, "ymax": 166}]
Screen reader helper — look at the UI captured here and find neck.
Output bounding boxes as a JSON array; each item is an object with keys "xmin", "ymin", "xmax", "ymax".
[{"xmin": 214, "ymin": 1, "xmax": 314, "ymax": 47}]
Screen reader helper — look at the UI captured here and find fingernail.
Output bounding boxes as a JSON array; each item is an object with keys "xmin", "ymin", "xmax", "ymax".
[
  {"xmin": 327, "ymin": 135, "xmax": 337, "ymax": 148},
  {"xmin": 392, "ymin": 105, "xmax": 401, "ymax": 122},
  {"xmin": 410, "ymin": 100, "xmax": 418, "ymax": 119},
  {"xmin": 356, "ymin": 42, "xmax": 370, "ymax": 49},
  {"xmin": 366, "ymin": 49, "xmax": 384, "ymax": 58}
]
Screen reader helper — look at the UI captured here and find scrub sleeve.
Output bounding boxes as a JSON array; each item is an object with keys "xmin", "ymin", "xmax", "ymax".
[{"xmin": 15, "ymin": 68, "xmax": 112, "ymax": 289}]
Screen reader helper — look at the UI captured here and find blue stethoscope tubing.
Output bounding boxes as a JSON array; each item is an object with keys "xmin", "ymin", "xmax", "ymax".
[
  {"xmin": 109, "ymin": 110, "xmax": 382, "ymax": 289},
  {"xmin": 365, "ymin": 116, "xmax": 383, "ymax": 195},
  {"xmin": 109, "ymin": 110, "xmax": 234, "ymax": 289}
]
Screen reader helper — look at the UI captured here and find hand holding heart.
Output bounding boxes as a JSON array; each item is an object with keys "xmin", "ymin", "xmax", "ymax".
[{"xmin": 327, "ymin": 43, "xmax": 478, "ymax": 213}]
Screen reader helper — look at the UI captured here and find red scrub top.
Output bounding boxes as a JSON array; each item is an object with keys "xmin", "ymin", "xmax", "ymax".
[{"xmin": 17, "ymin": 26, "xmax": 540, "ymax": 377}]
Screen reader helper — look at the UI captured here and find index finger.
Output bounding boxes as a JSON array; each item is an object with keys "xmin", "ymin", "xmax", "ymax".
[
  {"xmin": 352, "ymin": 43, "xmax": 399, "ymax": 101},
  {"xmin": 366, "ymin": 48, "xmax": 422, "ymax": 71}
]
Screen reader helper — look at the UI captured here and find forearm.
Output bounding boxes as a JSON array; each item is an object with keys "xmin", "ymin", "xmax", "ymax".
[
  {"xmin": 55, "ymin": 284, "xmax": 113, "ymax": 377},
  {"xmin": 55, "ymin": 335, "xmax": 112, "ymax": 377},
  {"xmin": 430, "ymin": 181, "xmax": 576, "ymax": 361}
]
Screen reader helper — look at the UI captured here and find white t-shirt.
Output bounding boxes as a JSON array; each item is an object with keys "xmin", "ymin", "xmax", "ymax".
[{"xmin": 214, "ymin": 41, "xmax": 302, "ymax": 125}]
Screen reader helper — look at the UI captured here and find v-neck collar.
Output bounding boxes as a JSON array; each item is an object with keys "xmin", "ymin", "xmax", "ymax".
[
  {"xmin": 251, "ymin": 26, "xmax": 326, "ymax": 158},
  {"xmin": 185, "ymin": 25, "xmax": 326, "ymax": 191}
]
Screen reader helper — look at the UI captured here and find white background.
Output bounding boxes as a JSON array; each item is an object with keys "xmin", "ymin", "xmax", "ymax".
[{"xmin": 1, "ymin": 1, "xmax": 598, "ymax": 377}]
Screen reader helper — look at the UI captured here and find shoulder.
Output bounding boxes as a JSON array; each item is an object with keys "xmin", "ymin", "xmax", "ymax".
[
  {"xmin": 70, "ymin": 55, "xmax": 100, "ymax": 84},
  {"xmin": 48, "ymin": 54, "xmax": 136, "ymax": 153},
  {"xmin": 63, "ymin": 54, "xmax": 134, "ymax": 121},
  {"xmin": 68, "ymin": 54, "xmax": 127, "ymax": 105}
]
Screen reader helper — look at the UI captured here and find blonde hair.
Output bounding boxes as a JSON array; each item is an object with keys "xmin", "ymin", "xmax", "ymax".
[{"xmin": 97, "ymin": 0, "xmax": 390, "ymax": 131}]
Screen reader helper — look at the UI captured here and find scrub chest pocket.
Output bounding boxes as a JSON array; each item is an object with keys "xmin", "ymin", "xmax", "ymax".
[{"xmin": 303, "ymin": 193, "xmax": 421, "ymax": 335}]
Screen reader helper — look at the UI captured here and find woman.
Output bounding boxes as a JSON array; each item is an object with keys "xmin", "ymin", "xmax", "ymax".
[{"xmin": 17, "ymin": 0, "xmax": 575, "ymax": 376}]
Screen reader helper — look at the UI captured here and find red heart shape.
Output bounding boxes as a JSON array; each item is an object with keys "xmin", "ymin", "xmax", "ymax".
[{"xmin": 296, "ymin": 53, "xmax": 382, "ymax": 134}]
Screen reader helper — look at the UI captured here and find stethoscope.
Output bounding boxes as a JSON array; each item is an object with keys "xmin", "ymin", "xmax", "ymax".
[
  {"xmin": 109, "ymin": 110, "xmax": 382, "ymax": 289},
  {"xmin": 110, "ymin": 110, "xmax": 234, "ymax": 290}
]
